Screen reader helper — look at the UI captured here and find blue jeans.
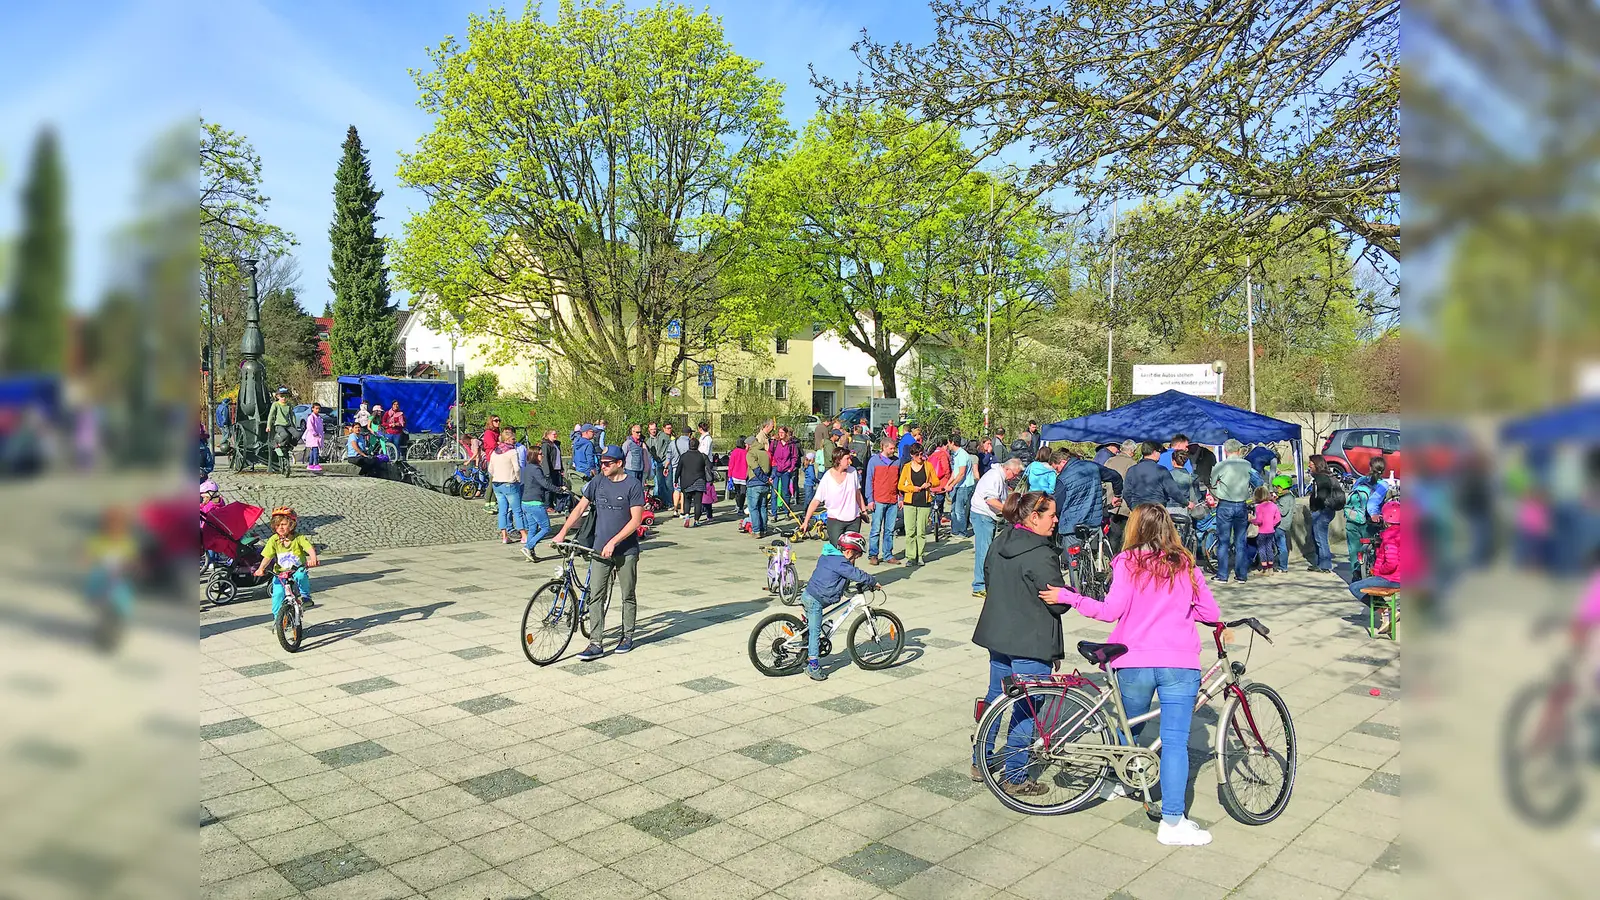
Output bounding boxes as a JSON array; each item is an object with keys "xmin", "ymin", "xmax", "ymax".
[
  {"xmin": 747, "ymin": 485, "xmax": 770, "ymax": 535},
  {"xmin": 1348, "ymin": 575, "xmax": 1398, "ymax": 602},
  {"xmin": 494, "ymin": 482, "xmax": 525, "ymax": 531},
  {"xmin": 773, "ymin": 471, "xmax": 794, "ymax": 513},
  {"xmin": 972, "ymin": 515, "xmax": 996, "ymax": 591},
  {"xmin": 802, "ymin": 590, "xmax": 827, "ymax": 662},
  {"xmin": 974, "ymin": 651, "xmax": 1054, "ymax": 783},
  {"xmin": 626, "ymin": 468, "xmax": 644, "ymax": 489},
  {"xmin": 270, "ymin": 567, "xmax": 313, "ymax": 618},
  {"xmin": 868, "ymin": 502, "xmax": 899, "ymax": 560},
  {"xmin": 1215, "ymin": 500, "xmax": 1249, "ymax": 582},
  {"xmin": 1116, "ymin": 666, "xmax": 1202, "ymax": 821},
  {"xmin": 1310, "ymin": 508, "xmax": 1335, "ymax": 569},
  {"xmin": 522, "ymin": 503, "xmax": 551, "ymax": 553},
  {"xmin": 1276, "ymin": 527, "xmax": 1289, "ymax": 571},
  {"xmin": 951, "ymin": 484, "xmax": 974, "ymax": 536}
]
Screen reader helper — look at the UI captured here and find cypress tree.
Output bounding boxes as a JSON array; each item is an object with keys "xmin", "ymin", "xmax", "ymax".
[
  {"xmin": 4, "ymin": 128, "xmax": 69, "ymax": 373},
  {"xmin": 327, "ymin": 125, "xmax": 395, "ymax": 375}
]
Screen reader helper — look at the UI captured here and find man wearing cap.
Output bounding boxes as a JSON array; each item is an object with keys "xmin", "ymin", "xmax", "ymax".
[
  {"xmin": 553, "ymin": 444, "xmax": 645, "ymax": 659},
  {"xmin": 572, "ymin": 424, "xmax": 598, "ymax": 483},
  {"xmin": 1210, "ymin": 439, "xmax": 1257, "ymax": 584}
]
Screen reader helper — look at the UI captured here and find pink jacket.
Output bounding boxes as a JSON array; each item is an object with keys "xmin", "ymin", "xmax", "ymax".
[
  {"xmin": 1053, "ymin": 550, "xmax": 1222, "ymax": 670},
  {"xmin": 728, "ymin": 448, "xmax": 748, "ymax": 481},
  {"xmin": 1253, "ymin": 502, "xmax": 1281, "ymax": 533},
  {"xmin": 1579, "ymin": 573, "xmax": 1600, "ymax": 626}
]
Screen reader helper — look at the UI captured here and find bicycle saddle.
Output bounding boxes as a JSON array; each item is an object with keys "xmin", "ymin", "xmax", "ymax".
[
  {"xmin": 768, "ymin": 539, "xmax": 787, "ymax": 548},
  {"xmin": 1165, "ymin": 507, "xmax": 1194, "ymax": 526},
  {"xmin": 1072, "ymin": 524, "xmax": 1095, "ymax": 539},
  {"xmin": 1076, "ymin": 641, "xmax": 1129, "ymax": 666}
]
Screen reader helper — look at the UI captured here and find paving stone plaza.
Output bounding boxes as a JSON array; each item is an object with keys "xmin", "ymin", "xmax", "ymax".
[{"xmin": 198, "ymin": 484, "xmax": 1402, "ymax": 900}]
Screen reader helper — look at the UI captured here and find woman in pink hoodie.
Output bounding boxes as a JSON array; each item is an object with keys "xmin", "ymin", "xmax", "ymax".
[{"xmin": 1042, "ymin": 503, "xmax": 1222, "ymax": 847}]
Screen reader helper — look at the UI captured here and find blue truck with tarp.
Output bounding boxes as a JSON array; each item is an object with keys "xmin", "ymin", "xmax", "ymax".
[{"xmin": 336, "ymin": 376, "xmax": 456, "ymax": 434}]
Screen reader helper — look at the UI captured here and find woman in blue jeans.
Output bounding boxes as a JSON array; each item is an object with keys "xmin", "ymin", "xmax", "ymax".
[
  {"xmin": 520, "ymin": 445, "xmax": 558, "ymax": 562},
  {"xmin": 1044, "ymin": 503, "xmax": 1223, "ymax": 847},
  {"xmin": 1307, "ymin": 457, "xmax": 1338, "ymax": 572},
  {"xmin": 969, "ymin": 491, "xmax": 1072, "ymax": 797}
]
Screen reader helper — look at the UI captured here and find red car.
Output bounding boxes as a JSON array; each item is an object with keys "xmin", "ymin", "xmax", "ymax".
[{"xmin": 1321, "ymin": 427, "xmax": 1401, "ymax": 478}]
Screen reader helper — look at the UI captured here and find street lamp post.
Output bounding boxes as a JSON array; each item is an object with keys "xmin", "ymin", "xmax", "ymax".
[{"xmin": 1212, "ymin": 359, "xmax": 1228, "ymax": 404}]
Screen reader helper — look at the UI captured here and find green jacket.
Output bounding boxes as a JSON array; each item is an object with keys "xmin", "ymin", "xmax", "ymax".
[{"xmin": 266, "ymin": 400, "xmax": 296, "ymax": 429}]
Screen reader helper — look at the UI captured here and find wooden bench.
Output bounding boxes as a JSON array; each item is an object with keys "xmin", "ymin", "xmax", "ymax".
[{"xmin": 1361, "ymin": 586, "xmax": 1400, "ymax": 640}]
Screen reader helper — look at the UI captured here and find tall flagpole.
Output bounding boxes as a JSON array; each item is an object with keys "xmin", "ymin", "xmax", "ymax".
[
  {"xmin": 1246, "ymin": 255, "xmax": 1257, "ymax": 412},
  {"xmin": 1105, "ymin": 197, "xmax": 1118, "ymax": 410}
]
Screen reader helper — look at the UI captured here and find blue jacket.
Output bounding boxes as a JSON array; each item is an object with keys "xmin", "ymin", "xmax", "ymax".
[
  {"xmin": 572, "ymin": 436, "xmax": 597, "ymax": 476},
  {"xmin": 896, "ymin": 432, "xmax": 918, "ymax": 464},
  {"xmin": 805, "ymin": 542, "xmax": 880, "ymax": 606},
  {"xmin": 1025, "ymin": 460, "xmax": 1057, "ymax": 494},
  {"xmin": 1054, "ymin": 458, "xmax": 1105, "ymax": 535},
  {"xmin": 1123, "ymin": 458, "xmax": 1188, "ymax": 509},
  {"xmin": 521, "ymin": 459, "xmax": 559, "ymax": 504}
]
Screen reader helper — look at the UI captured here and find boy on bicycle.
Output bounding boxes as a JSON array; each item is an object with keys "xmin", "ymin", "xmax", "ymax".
[
  {"xmin": 800, "ymin": 531, "xmax": 879, "ymax": 681},
  {"xmin": 254, "ymin": 506, "xmax": 319, "ymax": 622}
]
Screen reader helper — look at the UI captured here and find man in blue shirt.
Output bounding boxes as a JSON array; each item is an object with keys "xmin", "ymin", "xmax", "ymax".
[
  {"xmin": 896, "ymin": 424, "xmax": 922, "ymax": 466},
  {"xmin": 571, "ymin": 425, "xmax": 599, "ymax": 482},
  {"xmin": 947, "ymin": 437, "xmax": 977, "ymax": 538},
  {"xmin": 1158, "ymin": 434, "xmax": 1195, "ymax": 473},
  {"xmin": 1054, "ymin": 449, "xmax": 1105, "ymax": 547}
]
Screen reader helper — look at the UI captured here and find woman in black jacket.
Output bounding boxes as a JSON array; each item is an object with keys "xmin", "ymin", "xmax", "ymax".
[
  {"xmin": 520, "ymin": 446, "xmax": 559, "ymax": 562},
  {"xmin": 1307, "ymin": 455, "xmax": 1337, "ymax": 573},
  {"xmin": 677, "ymin": 443, "xmax": 710, "ymax": 527},
  {"xmin": 970, "ymin": 491, "xmax": 1069, "ymax": 795}
]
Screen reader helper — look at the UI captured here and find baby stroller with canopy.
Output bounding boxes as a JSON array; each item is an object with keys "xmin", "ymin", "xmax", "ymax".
[{"xmin": 202, "ymin": 501, "xmax": 271, "ymax": 605}]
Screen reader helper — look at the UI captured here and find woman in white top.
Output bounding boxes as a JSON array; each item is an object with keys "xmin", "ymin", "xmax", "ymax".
[
  {"xmin": 803, "ymin": 447, "xmax": 868, "ymax": 545},
  {"xmin": 487, "ymin": 428, "xmax": 527, "ymax": 546}
]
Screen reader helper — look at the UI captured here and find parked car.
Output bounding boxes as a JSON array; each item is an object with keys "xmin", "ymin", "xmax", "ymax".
[
  {"xmin": 292, "ymin": 404, "xmax": 339, "ymax": 439},
  {"xmin": 795, "ymin": 415, "xmax": 821, "ymax": 441},
  {"xmin": 1320, "ymin": 427, "xmax": 1401, "ymax": 478},
  {"xmin": 838, "ymin": 408, "xmax": 872, "ymax": 432}
]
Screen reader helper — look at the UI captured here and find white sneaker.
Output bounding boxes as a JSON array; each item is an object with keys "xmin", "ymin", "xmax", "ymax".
[{"xmin": 1157, "ymin": 818, "xmax": 1212, "ymax": 847}]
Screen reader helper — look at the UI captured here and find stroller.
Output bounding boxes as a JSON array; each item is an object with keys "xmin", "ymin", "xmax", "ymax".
[{"xmin": 202, "ymin": 502, "xmax": 271, "ymax": 606}]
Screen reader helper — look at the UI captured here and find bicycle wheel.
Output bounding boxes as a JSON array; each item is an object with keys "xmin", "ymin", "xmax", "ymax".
[
  {"xmin": 276, "ymin": 601, "xmax": 302, "ymax": 653},
  {"xmin": 1199, "ymin": 530, "xmax": 1219, "ymax": 575},
  {"xmin": 1500, "ymin": 679, "xmax": 1584, "ymax": 827},
  {"xmin": 436, "ymin": 441, "xmax": 467, "ymax": 461},
  {"xmin": 976, "ymin": 686, "xmax": 1113, "ymax": 815},
  {"xmin": 777, "ymin": 568, "xmax": 801, "ymax": 606},
  {"xmin": 460, "ymin": 482, "xmax": 479, "ymax": 501},
  {"xmin": 1217, "ymin": 682, "xmax": 1297, "ymax": 825},
  {"xmin": 521, "ymin": 579, "xmax": 578, "ymax": 666},
  {"xmin": 748, "ymin": 612, "xmax": 807, "ymax": 677},
  {"xmin": 847, "ymin": 609, "xmax": 904, "ymax": 670}
]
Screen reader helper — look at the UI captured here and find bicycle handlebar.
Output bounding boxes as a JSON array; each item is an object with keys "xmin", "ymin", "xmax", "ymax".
[
  {"xmin": 549, "ymin": 541, "xmax": 597, "ymax": 557},
  {"xmin": 1201, "ymin": 617, "xmax": 1272, "ymax": 644}
]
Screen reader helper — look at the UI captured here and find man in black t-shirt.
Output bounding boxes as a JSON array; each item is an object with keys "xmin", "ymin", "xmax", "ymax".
[{"xmin": 552, "ymin": 444, "xmax": 645, "ymax": 659}]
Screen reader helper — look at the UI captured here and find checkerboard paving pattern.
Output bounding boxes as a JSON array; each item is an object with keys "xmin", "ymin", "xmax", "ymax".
[{"xmin": 202, "ymin": 520, "xmax": 1400, "ymax": 899}]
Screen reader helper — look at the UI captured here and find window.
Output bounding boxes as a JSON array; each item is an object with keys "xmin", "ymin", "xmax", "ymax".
[
  {"xmin": 763, "ymin": 379, "xmax": 773, "ymax": 397},
  {"xmin": 775, "ymin": 379, "xmax": 788, "ymax": 401},
  {"xmin": 775, "ymin": 336, "xmax": 789, "ymax": 354},
  {"xmin": 1378, "ymin": 431, "xmax": 1401, "ymax": 453},
  {"xmin": 739, "ymin": 336, "xmax": 754, "ymax": 353},
  {"xmin": 535, "ymin": 359, "xmax": 551, "ymax": 396}
]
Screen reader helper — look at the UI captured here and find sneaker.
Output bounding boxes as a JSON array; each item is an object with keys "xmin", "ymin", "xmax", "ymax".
[
  {"xmin": 1002, "ymin": 779, "xmax": 1048, "ymax": 797},
  {"xmin": 1157, "ymin": 818, "xmax": 1213, "ymax": 846},
  {"xmin": 615, "ymin": 637, "xmax": 635, "ymax": 654},
  {"xmin": 576, "ymin": 642, "xmax": 604, "ymax": 661},
  {"xmin": 521, "ymin": 547, "xmax": 536, "ymax": 563},
  {"xmin": 970, "ymin": 764, "xmax": 984, "ymax": 782},
  {"xmin": 684, "ymin": 519, "xmax": 692, "ymax": 528},
  {"xmin": 882, "ymin": 557, "xmax": 901, "ymax": 566},
  {"xmin": 1216, "ymin": 577, "xmax": 1230, "ymax": 584},
  {"xmin": 973, "ymin": 589, "xmax": 986, "ymax": 598},
  {"xmin": 807, "ymin": 661, "xmax": 827, "ymax": 681},
  {"xmin": 869, "ymin": 555, "xmax": 880, "ymax": 566}
]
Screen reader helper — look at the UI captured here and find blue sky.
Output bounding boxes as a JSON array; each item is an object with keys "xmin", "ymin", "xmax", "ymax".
[{"xmin": 0, "ymin": 0, "xmax": 934, "ymax": 312}]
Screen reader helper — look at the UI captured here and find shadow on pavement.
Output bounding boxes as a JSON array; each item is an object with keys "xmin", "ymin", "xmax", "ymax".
[{"xmin": 297, "ymin": 601, "xmax": 456, "ymax": 650}]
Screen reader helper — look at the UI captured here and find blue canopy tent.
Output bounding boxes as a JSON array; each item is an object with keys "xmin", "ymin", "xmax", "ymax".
[
  {"xmin": 336, "ymin": 376, "xmax": 456, "ymax": 433},
  {"xmin": 1500, "ymin": 397, "xmax": 1600, "ymax": 444},
  {"xmin": 1042, "ymin": 390, "xmax": 1305, "ymax": 489}
]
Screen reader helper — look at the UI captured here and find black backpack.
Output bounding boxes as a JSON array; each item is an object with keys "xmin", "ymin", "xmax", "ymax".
[
  {"xmin": 1324, "ymin": 480, "xmax": 1347, "ymax": 512},
  {"xmin": 1010, "ymin": 438, "xmax": 1035, "ymax": 466}
]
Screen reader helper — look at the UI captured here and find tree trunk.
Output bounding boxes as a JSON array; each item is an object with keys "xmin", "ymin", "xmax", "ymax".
[{"xmin": 874, "ymin": 350, "xmax": 899, "ymax": 399}]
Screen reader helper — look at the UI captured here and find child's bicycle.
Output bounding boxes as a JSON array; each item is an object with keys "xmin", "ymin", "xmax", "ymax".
[
  {"xmin": 762, "ymin": 537, "xmax": 803, "ymax": 606},
  {"xmin": 1500, "ymin": 615, "xmax": 1594, "ymax": 827},
  {"xmin": 974, "ymin": 617, "xmax": 1296, "ymax": 824},
  {"xmin": 274, "ymin": 564, "xmax": 310, "ymax": 653},
  {"xmin": 747, "ymin": 584, "xmax": 904, "ymax": 676},
  {"xmin": 520, "ymin": 541, "xmax": 610, "ymax": 666},
  {"xmin": 774, "ymin": 492, "xmax": 826, "ymax": 542},
  {"xmin": 444, "ymin": 463, "xmax": 489, "ymax": 501}
]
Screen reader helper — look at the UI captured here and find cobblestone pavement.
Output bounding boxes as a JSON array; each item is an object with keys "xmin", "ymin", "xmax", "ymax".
[
  {"xmin": 201, "ymin": 513, "xmax": 1401, "ymax": 900},
  {"xmin": 211, "ymin": 471, "xmax": 497, "ymax": 552}
]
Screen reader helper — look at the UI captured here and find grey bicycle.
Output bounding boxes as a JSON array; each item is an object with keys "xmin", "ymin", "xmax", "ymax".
[
  {"xmin": 974, "ymin": 617, "xmax": 1296, "ymax": 824},
  {"xmin": 747, "ymin": 585, "xmax": 904, "ymax": 676},
  {"xmin": 520, "ymin": 542, "xmax": 610, "ymax": 666}
]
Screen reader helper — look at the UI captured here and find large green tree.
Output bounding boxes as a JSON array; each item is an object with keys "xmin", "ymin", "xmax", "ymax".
[
  {"xmin": 819, "ymin": 0, "xmax": 1399, "ymax": 306},
  {"xmin": 328, "ymin": 125, "xmax": 396, "ymax": 375},
  {"xmin": 738, "ymin": 108, "xmax": 1054, "ymax": 399},
  {"xmin": 4, "ymin": 128, "xmax": 69, "ymax": 373},
  {"xmin": 393, "ymin": 0, "xmax": 790, "ymax": 407}
]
